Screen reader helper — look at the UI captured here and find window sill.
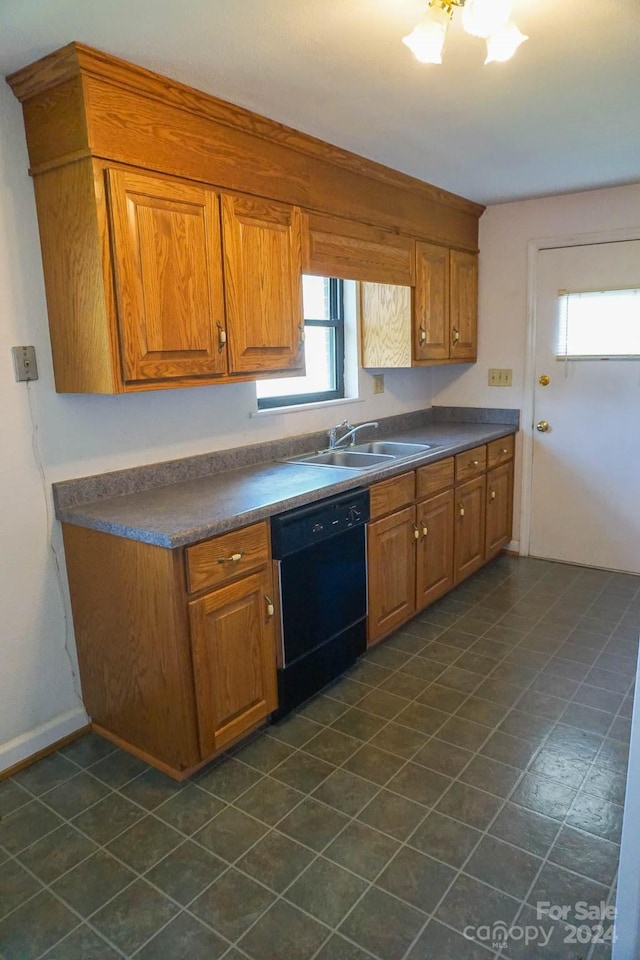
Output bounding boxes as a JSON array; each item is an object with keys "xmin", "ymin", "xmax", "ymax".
[{"xmin": 250, "ymin": 395, "xmax": 364, "ymax": 419}]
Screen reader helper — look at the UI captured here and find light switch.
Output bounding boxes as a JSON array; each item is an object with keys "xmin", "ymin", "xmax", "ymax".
[{"xmin": 488, "ymin": 368, "xmax": 512, "ymax": 387}]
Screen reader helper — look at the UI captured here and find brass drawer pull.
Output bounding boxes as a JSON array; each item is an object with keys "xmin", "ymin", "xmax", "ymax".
[
  {"xmin": 502, "ymin": 448, "xmax": 509, "ymax": 455},
  {"xmin": 265, "ymin": 595, "xmax": 275, "ymax": 618},
  {"xmin": 217, "ymin": 552, "xmax": 243, "ymax": 564},
  {"xmin": 469, "ymin": 460, "xmax": 480, "ymax": 468}
]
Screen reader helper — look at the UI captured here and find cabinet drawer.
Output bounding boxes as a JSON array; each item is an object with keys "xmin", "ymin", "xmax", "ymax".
[
  {"xmin": 369, "ymin": 472, "xmax": 415, "ymax": 520},
  {"xmin": 487, "ymin": 435, "xmax": 515, "ymax": 469},
  {"xmin": 186, "ymin": 522, "xmax": 270, "ymax": 594},
  {"xmin": 416, "ymin": 458, "xmax": 454, "ymax": 499},
  {"xmin": 455, "ymin": 445, "xmax": 487, "ymax": 483}
]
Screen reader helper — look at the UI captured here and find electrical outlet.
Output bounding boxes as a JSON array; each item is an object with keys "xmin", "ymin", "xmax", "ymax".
[
  {"xmin": 488, "ymin": 368, "xmax": 512, "ymax": 387},
  {"xmin": 373, "ymin": 373, "xmax": 385, "ymax": 394},
  {"xmin": 12, "ymin": 345, "xmax": 39, "ymax": 382}
]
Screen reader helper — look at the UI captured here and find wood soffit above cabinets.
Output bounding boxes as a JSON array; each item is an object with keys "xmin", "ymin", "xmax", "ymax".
[{"xmin": 7, "ymin": 41, "xmax": 484, "ymax": 251}]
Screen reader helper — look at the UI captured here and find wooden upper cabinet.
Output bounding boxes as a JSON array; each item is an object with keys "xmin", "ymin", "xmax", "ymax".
[
  {"xmin": 360, "ymin": 283, "xmax": 412, "ymax": 368},
  {"xmin": 222, "ymin": 195, "xmax": 304, "ymax": 374},
  {"xmin": 108, "ymin": 169, "xmax": 227, "ymax": 383},
  {"xmin": 450, "ymin": 249, "xmax": 478, "ymax": 361},
  {"xmin": 414, "ymin": 241, "xmax": 450, "ymax": 362}
]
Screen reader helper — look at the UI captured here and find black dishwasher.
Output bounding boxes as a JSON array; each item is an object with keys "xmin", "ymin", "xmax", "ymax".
[{"xmin": 271, "ymin": 488, "xmax": 369, "ymax": 717}]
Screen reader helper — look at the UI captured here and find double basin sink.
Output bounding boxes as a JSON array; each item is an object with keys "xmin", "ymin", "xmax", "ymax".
[{"xmin": 287, "ymin": 441, "xmax": 435, "ymax": 471}]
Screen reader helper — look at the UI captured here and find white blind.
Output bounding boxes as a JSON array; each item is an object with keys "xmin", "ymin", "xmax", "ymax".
[{"xmin": 557, "ymin": 288, "xmax": 640, "ymax": 359}]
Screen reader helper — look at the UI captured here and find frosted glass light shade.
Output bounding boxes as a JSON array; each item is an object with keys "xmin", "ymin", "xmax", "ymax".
[
  {"xmin": 402, "ymin": 5, "xmax": 451, "ymax": 64},
  {"xmin": 484, "ymin": 19, "xmax": 528, "ymax": 62},
  {"xmin": 462, "ymin": 0, "xmax": 513, "ymax": 38}
]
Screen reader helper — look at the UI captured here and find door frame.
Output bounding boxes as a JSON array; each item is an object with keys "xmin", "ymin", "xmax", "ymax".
[
  {"xmin": 521, "ymin": 226, "xmax": 640, "ymax": 960},
  {"xmin": 519, "ymin": 225, "xmax": 640, "ymax": 560}
]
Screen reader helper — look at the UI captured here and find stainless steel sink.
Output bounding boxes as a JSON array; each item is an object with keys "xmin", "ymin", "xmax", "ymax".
[
  {"xmin": 290, "ymin": 450, "xmax": 395, "ymax": 469},
  {"xmin": 350, "ymin": 441, "xmax": 433, "ymax": 457}
]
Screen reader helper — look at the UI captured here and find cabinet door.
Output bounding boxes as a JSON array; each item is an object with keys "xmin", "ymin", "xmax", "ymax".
[
  {"xmin": 485, "ymin": 462, "xmax": 514, "ymax": 560},
  {"xmin": 360, "ymin": 282, "xmax": 412, "ymax": 368},
  {"xmin": 222, "ymin": 194, "xmax": 304, "ymax": 374},
  {"xmin": 367, "ymin": 506, "xmax": 417, "ymax": 646},
  {"xmin": 454, "ymin": 475, "xmax": 486, "ymax": 584},
  {"xmin": 414, "ymin": 242, "xmax": 450, "ymax": 361},
  {"xmin": 189, "ymin": 569, "xmax": 278, "ymax": 756},
  {"xmin": 416, "ymin": 489, "xmax": 454, "ymax": 611},
  {"xmin": 107, "ymin": 169, "xmax": 227, "ymax": 383},
  {"xmin": 450, "ymin": 249, "xmax": 478, "ymax": 361}
]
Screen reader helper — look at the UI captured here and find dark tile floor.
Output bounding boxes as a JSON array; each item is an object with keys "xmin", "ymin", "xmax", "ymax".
[{"xmin": 1, "ymin": 556, "xmax": 637, "ymax": 960}]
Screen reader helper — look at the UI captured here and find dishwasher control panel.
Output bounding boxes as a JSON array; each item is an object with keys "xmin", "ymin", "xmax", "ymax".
[{"xmin": 271, "ymin": 489, "xmax": 370, "ymax": 559}]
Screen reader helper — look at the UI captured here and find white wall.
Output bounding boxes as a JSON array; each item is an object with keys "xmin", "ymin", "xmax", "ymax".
[
  {"xmin": 432, "ymin": 182, "xmax": 640, "ymax": 543},
  {"xmin": 0, "ymin": 84, "xmax": 436, "ymax": 768}
]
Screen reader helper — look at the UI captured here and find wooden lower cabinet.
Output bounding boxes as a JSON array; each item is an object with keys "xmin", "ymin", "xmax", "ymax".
[
  {"xmin": 189, "ymin": 569, "xmax": 278, "ymax": 756},
  {"xmin": 416, "ymin": 489, "xmax": 455, "ymax": 609},
  {"xmin": 485, "ymin": 462, "xmax": 514, "ymax": 560},
  {"xmin": 367, "ymin": 505, "xmax": 417, "ymax": 645},
  {"xmin": 62, "ymin": 520, "xmax": 279, "ymax": 780},
  {"xmin": 454, "ymin": 475, "xmax": 487, "ymax": 583},
  {"xmin": 366, "ymin": 446, "xmax": 515, "ymax": 644}
]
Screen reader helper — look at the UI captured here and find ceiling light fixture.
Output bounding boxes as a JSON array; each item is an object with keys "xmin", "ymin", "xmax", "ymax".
[{"xmin": 402, "ymin": 0, "xmax": 528, "ymax": 65}]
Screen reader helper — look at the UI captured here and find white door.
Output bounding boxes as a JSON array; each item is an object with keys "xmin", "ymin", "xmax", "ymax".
[{"xmin": 529, "ymin": 240, "xmax": 640, "ymax": 574}]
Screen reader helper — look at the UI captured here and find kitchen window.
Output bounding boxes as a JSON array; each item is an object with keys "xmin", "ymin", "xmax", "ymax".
[
  {"xmin": 557, "ymin": 288, "xmax": 640, "ymax": 359},
  {"xmin": 256, "ymin": 275, "xmax": 345, "ymax": 409}
]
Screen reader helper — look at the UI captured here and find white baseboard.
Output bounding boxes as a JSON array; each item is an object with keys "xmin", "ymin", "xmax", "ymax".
[
  {"xmin": 0, "ymin": 707, "xmax": 90, "ymax": 774},
  {"xmin": 507, "ymin": 539, "xmax": 521, "ymax": 554}
]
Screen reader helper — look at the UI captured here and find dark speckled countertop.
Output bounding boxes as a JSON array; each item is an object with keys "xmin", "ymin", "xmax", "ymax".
[{"xmin": 53, "ymin": 409, "xmax": 519, "ymax": 548}]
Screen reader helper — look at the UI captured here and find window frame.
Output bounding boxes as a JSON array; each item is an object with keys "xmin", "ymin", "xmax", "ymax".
[{"xmin": 256, "ymin": 277, "xmax": 345, "ymax": 410}]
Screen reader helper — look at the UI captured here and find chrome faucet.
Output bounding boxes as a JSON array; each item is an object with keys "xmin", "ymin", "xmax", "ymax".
[{"xmin": 328, "ymin": 419, "xmax": 379, "ymax": 449}]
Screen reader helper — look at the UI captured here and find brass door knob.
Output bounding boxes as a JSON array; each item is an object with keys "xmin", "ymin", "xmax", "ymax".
[
  {"xmin": 538, "ymin": 374, "xmax": 550, "ymax": 386},
  {"xmin": 536, "ymin": 420, "xmax": 550, "ymax": 433}
]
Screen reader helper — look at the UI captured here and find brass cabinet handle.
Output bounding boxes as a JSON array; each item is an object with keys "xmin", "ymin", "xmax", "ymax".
[
  {"xmin": 419, "ymin": 326, "xmax": 427, "ymax": 345},
  {"xmin": 421, "ymin": 521, "xmax": 428, "ymax": 537},
  {"xmin": 459, "ymin": 505, "xmax": 465, "ymax": 518},
  {"xmin": 413, "ymin": 525, "xmax": 421, "ymax": 541},
  {"xmin": 265, "ymin": 595, "xmax": 275, "ymax": 618},
  {"xmin": 489, "ymin": 489, "xmax": 496, "ymax": 501},
  {"xmin": 216, "ymin": 552, "xmax": 243, "ymax": 564},
  {"xmin": 452, "ymin": 326, "xmax": 460, "ymax": 344},
  {"xmin": 217, "ymin": 323, "xmax": 227, "ymax": 353}
]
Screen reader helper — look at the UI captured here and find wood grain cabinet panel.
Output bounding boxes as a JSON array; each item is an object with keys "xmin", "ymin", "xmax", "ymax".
[
  {"xmin": 367, "ymin": 505, "xmax": 417, "ymax": 645},
  {"xmin": 222, "ymin": 194, "xmax": 304, "ymax": 374},
  {"xmin": 186, "ymin": 522, "xmax": 270, "ymax": 594},
  {"xmin": 414, "ymin": 241, "xmax": 450, "ymax": 361},
  {"xmin": 454, "ymin": 475, "xmax": 487, "ymax": 584},
  {"xmin": 189, "ymin": 569, "xmax": 278, "ymax": 756},
  {"xmin": 450, "ymin": 249, "xmax": 478, "ymax": 361},
  {"xmin": 108, "ymin": 169, "xmax": 228, "ymax": 382},
  {"xmin": 369, "ymin": 472, "xmax": 416, "ymax": 520},
  {"xmin": 485, "ymin": 462, "xmax": 514, "ymax": 560},
  {"xmin": 487, "ymin": 435, "xmax": 515, "ymax": 469},
  {"xmin": 360, "ymin": 283, "xmax": 412, "ymax": 368},
  {"xmin": 416, "ymin": 489, "xmax": 455, "ymax": 611},
  {"xmin": 416, "ymin": 458, "xmax": 455, "ymax": 500},
  {"xmin": 455, "ymin": 445, "xmax": 487, "ymax": 483}
]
